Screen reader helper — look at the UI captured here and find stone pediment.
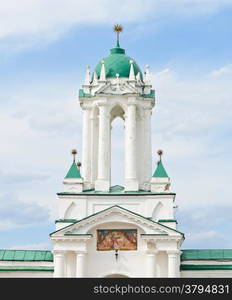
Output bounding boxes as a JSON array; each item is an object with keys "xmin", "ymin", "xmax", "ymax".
[
  {"xmin": 50, "ymin": 205, "xmax": 183, "ymax": 239},
  {"xmin": 92, "ymin": 80, "xmax": 143, "ymax": 96}
]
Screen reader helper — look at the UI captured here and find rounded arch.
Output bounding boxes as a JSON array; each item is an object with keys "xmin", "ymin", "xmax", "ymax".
[
  {"xmin": 152, "ymin": 202, "xmax": 163, "ymax": 221},
  {"xmin": 110, "ymin": 103, "xmax": 125, "ymax": 123}
]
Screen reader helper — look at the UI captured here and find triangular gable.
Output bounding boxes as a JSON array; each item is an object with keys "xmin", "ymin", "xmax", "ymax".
[{"xmin": 50, "ymin": 205, "xmax": 184, "ymax": 237}]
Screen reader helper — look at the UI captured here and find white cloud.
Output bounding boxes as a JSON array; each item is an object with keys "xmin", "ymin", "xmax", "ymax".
[
  {"xmin": 150, "ymin": 66, "xmax": 232, "ymax": 210},
  {"xmin": 210, "ymin": 64, "xmax": 232, "ymax": 77},
  {"xmin": 0, "ymin": 192, "xmax": 50, "ymax": 231},
  {"xmin": 9, "ymin": 242, "xmax": 52, "ymax": 250},
  {"xmin": 187, "ymin": 230, "xmax": 218, "ymax": 241},
  {"xmin": 0, "ymin": 0, "xmax": 231, "ymax": 50}
]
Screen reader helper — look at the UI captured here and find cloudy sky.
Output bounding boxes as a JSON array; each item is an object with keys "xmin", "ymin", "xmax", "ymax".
[{"xmin": 0, "ymin": 0, "xmax": 232, "ymax": 250}]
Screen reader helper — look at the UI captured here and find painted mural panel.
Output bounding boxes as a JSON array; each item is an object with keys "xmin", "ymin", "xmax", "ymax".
[{"xmin": 97, "ymin": 229, "xmax": 137, "ymax": 251}]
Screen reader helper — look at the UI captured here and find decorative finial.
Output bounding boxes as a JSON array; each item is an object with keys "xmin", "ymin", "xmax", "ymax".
[
  {"xmin": 157, "ymin": 149, "xmax": 163, "ymax": 162},
  {"xmin": 113, "ymin": 24, "xmax": 123, "ymax": 47},
  {"xmin": 71, "ymin": 149, "xmax": 77, "ymax": 162},
  {"xmin": 77, "ymin": 161, "xmax": 82, "ymax": 168}
]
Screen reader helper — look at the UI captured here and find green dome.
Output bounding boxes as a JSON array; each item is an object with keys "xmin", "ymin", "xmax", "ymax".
[{"xmin": 94, "ymin": 46, "xmax": 143, "ymax": 79}]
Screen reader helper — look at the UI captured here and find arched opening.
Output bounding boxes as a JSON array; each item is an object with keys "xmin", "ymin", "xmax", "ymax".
[
  {"xmin": 152, "ymin": 202, "xmax": 163, "ymax": 221},
  {"xmin": 110, "ymin": 105, "xmax": 125, "ymax": 186}
]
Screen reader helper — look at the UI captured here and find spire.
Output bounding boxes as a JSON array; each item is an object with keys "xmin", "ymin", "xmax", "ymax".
[
  {"xmin": 152, "ymin": 150, "xmax": 169, "ymax": 178},
  {"xmin": 136, "ymin": 72, "xmax": 141, "ymax": 82},
  {"xmin": 65, "ymin": 149, "xmax": 81, "ymax": 179},
  {"xmin": 84, "ymin": 65, "xmax": 91, "ymax": 85},
  {"xmin": 144, "ymin": 64, "xmax": 151, "ymax": 84},
  {"xmin": 99, "ymin": 60, "xmax": 106, "ymax": 81},
  {"xmin": 151, "ymin": 150, "xmax": 170, "ymax": 192},
  {"xmin": 93, "ymin": 71, "xmax": 98, "ymax": 84},
  {"xmin": 113, "ymin": 24, "xmax": 123, "ymax": 48},
  {"xmin": 129, "ymin": 60, "xmax": 135, "ymax": 81}
]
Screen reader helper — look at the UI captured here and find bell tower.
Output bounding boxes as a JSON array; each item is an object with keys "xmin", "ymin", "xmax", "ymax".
[
  {"xmin": 51, "ymin": 26, "xmax": 183, "ymax": 279},
  {"xmin": 79, "ymin": 25, "xmax": 155, "ymax": 192}
]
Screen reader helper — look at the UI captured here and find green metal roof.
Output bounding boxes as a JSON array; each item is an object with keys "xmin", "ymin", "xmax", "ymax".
[
  {"xmin": 94, "ymin": 46, "xmax": 143, "ymax": 79},
  {"xmin": 65, "ymin": 162, "xmax": 81, "ymax": 179},
  {"xmin": 0, "ymin": 250, "xmax": 53, "ymax": 261},
  {"xmin": 181, "ymin": 249, "xmax": 232, "ymax": 261},
  {"xmin": 152, "ymin": 161, "xmax": 169, "ymax": 178}
]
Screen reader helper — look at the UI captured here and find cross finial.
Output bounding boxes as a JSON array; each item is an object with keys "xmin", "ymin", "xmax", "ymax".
[
  {"xmin": 113, "ymin": 24, "xmax": 123, "ymax": 47},
  {"xmin": 157, "ymin": 149, "xmax": 163, "ymax": 162},
  {"xmin": 71, "ymin": 149, "xmax": 77, "ymax": 162}
]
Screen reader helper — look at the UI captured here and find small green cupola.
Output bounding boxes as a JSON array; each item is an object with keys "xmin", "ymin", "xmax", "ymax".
[
  {"xmin": 65, "ymin": 161, "xmax": 81, "ymax": 179},
  {"xmin": 151, "ymin": 150, "xmax": 171, "ymax": 193},
  {"xmin": 63, "ymin": 149, "xmax": 83, "ymax": 193},
  {"xmin": 152, "ymin": 160, "xmax": 169, "ymax": 178}
]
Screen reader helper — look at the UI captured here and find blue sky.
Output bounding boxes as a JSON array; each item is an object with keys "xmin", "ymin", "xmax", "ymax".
[{"xmin": 0, "ymin": 0, "xmax": 232, "ymax": 250}]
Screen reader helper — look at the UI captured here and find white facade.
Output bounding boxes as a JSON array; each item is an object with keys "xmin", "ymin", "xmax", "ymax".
[{"xmin": 50, "ymin": 41, "xmax": 185, "ymax": 278}]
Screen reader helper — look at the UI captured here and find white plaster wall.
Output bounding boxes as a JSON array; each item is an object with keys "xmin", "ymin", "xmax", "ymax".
[
  {"xmin": 58, "ymin": 194, "xmax": 175, "ymax": 226},
  {"xmin": 85, "ymin": 222, "xmax": 149, "ymax": 278}
]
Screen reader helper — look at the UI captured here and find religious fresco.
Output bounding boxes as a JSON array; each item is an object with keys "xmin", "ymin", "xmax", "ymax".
[{"xmin": 97, "ymin": 229, "xmax": 137, "ymax": 251}]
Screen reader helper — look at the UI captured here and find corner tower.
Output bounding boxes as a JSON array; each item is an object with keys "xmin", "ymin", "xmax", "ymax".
[{"xmin": 79, "ymin": 25, "xmax": 155, "ymax": 192}]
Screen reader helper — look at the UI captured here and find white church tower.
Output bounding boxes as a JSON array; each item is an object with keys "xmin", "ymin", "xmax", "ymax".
[{"xmin": 50, "ymin": 25, "xmax": 184, "ymax": 278}]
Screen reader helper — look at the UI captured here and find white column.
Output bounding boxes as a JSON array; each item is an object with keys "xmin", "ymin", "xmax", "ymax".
[
  {"xmin": 90, "ymin": 112, "xmax": 98, "ymax": 186},
  {"xmin": 53, "ymin": 251, "xmax": 65, "ymax": 278},
  {"xmin": 82, "ymin": 107, "xmax": 91, "ymax": 187},
  {"xmin": 146, "ymin": 251, "xmax": 157, "ymax": 277},
  {"xmin": 95, "ymin": 102, "xmax": 110, "ymax": 191},
  {"xmin": 167, "ymin": 250, "xmax": 180, "ymax": 278},
  {"xmin": 66, "ymin": 252, "xmax": 76, "ymax": 278},
  {"xmin": 143, "ymin": 107, "xmax": 152, "ymax": 189},
  {"xmin": 125, "ymin": 100, "xmax": 138, "ymax": 191},
  {"xmin": 75, "ymin": 252, "xmax": 86, "ymax": 278}
]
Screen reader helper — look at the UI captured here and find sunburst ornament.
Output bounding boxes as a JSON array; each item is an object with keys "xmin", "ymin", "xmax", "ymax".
[{"xmin": 113, "ymin": 24, "xmax": 123, "ymax": 47}]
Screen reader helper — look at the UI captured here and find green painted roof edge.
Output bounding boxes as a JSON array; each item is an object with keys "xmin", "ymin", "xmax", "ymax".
[
  {"xmin": 65, "ymin": 162, "xmax": 81, "ymax": 179},
  {"xmin": 64, "ymin": 233, "xmax": 93, "ymax": 236},
  {"xmin": 55, "ymin": 219, "xmax": 78, "ymax": 223},
  {"xmin": 140, "ymin": 90, "xmax": 155, "ymax": 98},
  {"xmin": 153, "ymin": 160, "xmax": 169, "ymax": 178},
  {"xmin": 57, "ymin": 192, "xmax": 176, "ymax": 196},
  {"xmin": 50, "ymin": 205, "xmax": 184, "ymax": 237},
  {"xmin": 180, "ymin": 264, "xmax": 232, "ymax": 271},
  {"xmin": 79, "ymin": 89, "xmax": 93, "ymax": 98},
  {"xmin": 181, "ymin": 249, "xmax": 232, "ymax": 261},
  {"xmin": 158, "ymin": 219, "xmax": 177, "ymax": 223},
  {"xmin": 0, "ymin": 266, "xmax": 54, "ymax": 272},
  {"xmin": 140, "ymin": 234, "xmax": 169, "ymax": 236}
]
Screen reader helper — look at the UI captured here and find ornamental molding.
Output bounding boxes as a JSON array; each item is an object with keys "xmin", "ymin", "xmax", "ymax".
[{"xmin": 51, "ymin": 206, "xmax": 183, "ymax": 239}]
